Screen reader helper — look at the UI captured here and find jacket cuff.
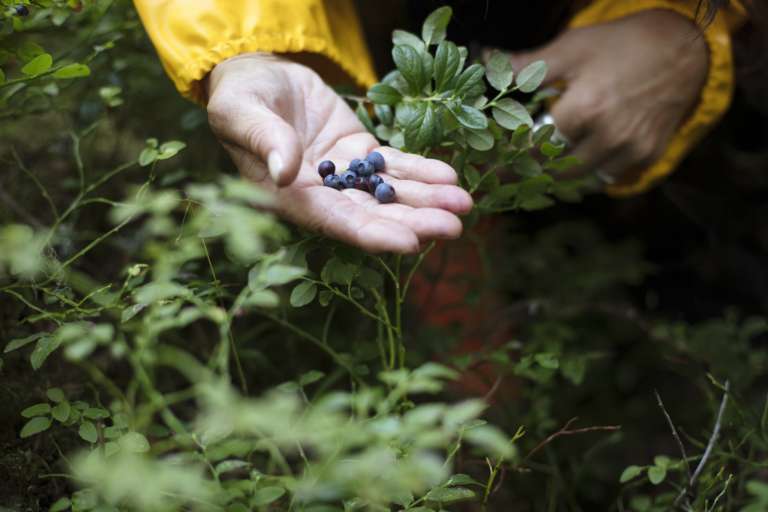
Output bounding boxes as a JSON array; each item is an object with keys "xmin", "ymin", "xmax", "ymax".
[
  {"xmin": 175, "ymin": 33, "xmax": 378, "ymax": 104},
  {"xmin": 569, "ymin": 0, "xmax": 737, "ymax": 196}
]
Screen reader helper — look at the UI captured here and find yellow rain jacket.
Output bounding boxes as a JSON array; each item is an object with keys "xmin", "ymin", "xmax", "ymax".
[{"xmin": 133, "ymin": 0, "xmax": 747, "ymax": 195}]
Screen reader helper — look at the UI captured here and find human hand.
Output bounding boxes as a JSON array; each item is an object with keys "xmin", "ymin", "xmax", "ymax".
[
  {"xmin": 490, "ymin": 10, "xmax": 709, "ymax": 185},
  {"xmin": 206, "ymin": 53, "xmax": 472, "ymax": 253}
]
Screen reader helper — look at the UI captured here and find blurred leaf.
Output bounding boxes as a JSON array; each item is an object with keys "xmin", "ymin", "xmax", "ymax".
[
  {"xmin": 52, "ymin": 401, "xmax": 71, "ymax": 422},
  {"xmin": 421, "ymin": 6, "xmax": 452, "ymax": 46},
  {"xmin": 53, "ymin": 63, "xmax": 90, "ymax": 79},
  {"xmin": 21, "ymin": 53, "xmax": 53, "ymax": 76},
  {"xmin": 620, "ymin": 465, "xmax": 643, "ymax": 483},
  {"xmin": 647, "ymin": 465, "xmax": 667, "ymax": 485},
  {"xmin": 486, "ymin": 50, "xmax": 514, "ymax": 91},
  {"xmin": 251, "ymin": 486, "xmax": 285, "ymax": 506},
  {"xmin": 20, "ymin": 416, "xmax": 51, "ymax": 438},
  {"xmin": 356, "ymin": 103, "xmax": 375, "ymax": 133},
  {"xmin": 290, "ymin": 281, "xmax": 317, "ymax": 307},
  {"xmin": 425, "ymin": 486, "xmax": 475, "ymax": 503},
  {"xmin": 5, "ymin": 332, "xmax": 46, "ymax": 353},
  {"xmin": 119, "ymin": 432, "xmax": 150, "ymax": 453},
  {"xmin": 49, "ymin": 497, "xmax": 71, "ymax": 512},
  {"xmin": 492, "ymin": 99, "xmax": 533, "ymax": 130},
  {"xmin": 516, "ymin": 60, "xmax": 547, "ymax": 93},
  {"xmin": 46, "ymin": 387, "xmax": 65, "ymax": 403},
  {"xmin": 79, "ymin": 421, "xmax": 98, "ymax": 443},
  {"xmin": 21, "ymin": 403, "xmax": 50, "ymax": 418}
]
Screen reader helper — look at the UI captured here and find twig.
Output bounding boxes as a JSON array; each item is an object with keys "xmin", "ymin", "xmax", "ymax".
[
  {"xmin": 525, "ymin": 417, "xmax": 621, "ymax": 461},
  {"xmin": 674, "ymin": 380, "xmax": 730, "ymax": 506},
  {"xmin": 655, "ymin": 390, "xmax": 693, "ymax": 482}
]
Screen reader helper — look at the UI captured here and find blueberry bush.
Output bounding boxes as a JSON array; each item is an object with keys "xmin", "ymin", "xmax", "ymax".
[{"xmin": 1, "ymin": 2, "xmax": 767, "ymax": 511}]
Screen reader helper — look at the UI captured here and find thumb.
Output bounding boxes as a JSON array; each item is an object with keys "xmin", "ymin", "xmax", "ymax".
[{"xmin": 209, "ymin": 99, "xmax": 303, "ymax": 187}]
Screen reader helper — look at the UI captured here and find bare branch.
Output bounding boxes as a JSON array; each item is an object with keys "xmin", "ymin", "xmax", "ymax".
[
  {"xmin": 655, "ymin": 389, "xmax": 693, "ymax": 482},
  {"xmin": 526, "ymin": 417, "xmax": 622, "ymax": 460}
]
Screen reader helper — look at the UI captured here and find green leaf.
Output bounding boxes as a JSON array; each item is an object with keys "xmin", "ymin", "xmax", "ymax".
[
  {"xmin": 5, "ymin": 332, "xmax": 46, "ymax": 353},
  {"xmin": 405, "ymin": 103, "xmax": 440, "ymax": 151},
  {"xmin": 619, "ymin": 465, "xmax": 643, "ymax": 483},
  {"xmin": 21, "ymin": 403, "xmax": 51, "ymax": 418},
  {"xmin": 356, "ymin": 103, "xmax": 375, "ymax": 133},
  {"xmin": 453, "ymin": 64, "xmax": 485, "ymax": 97},
  {"xmin": 518, "ymin": 194, "xmax": 554, "ymax": 211},
  {"xmin": 79, "ymin": 421, "xmax": 98, "ymax": 443},
  {"xmin": 119, "ymin": 431, "xmax": 150, "ymax": 453},
  {"xmin": 513, "ymin": 153, "xmax": 542, "ymax": 178},
  {"xmin": 445, "ymin": 474, "xmax": 482, "ymax": 487},
  {"xmin": 433, "ymin": 40, "xmax": 460, "ymax": 91},
  {"xmin": 157, "ymin": 140, "xmax": 186, "ymax": 160},
  {"xmin": 52, "ymin": 63, "xmax": 90, "ymax": 79},
  {"xmin": 392, "ymin": 29, "xmax": 425, "ymax": 51},
  {"xmin": 532, "ymin": 124, "xmax": 555, "ymax": 145},
  {"xmin": 534, "ymin": 352, "xmax": 559, "ymax": 369},
  {"xmin": 261, "ymin": 264, "xmax": 305, "ymax": 286},
  {"xmin": 20, "ymin": 416, "xmax": 51, "ymax": 438},
  {"xmin": 544, "ymin": 156, "xmax": 580, "ymax": 172},
  {"xmin": 289, "ymin": 281, "xmax": 317, "ymax": 307},
  {"xmin": 134, "ymin": 282, "xmax": 191, "ymax": 305},
  {"xmin": 83, "ymin": 407, "xmax": 110, "ymax": 419},
  {"xmin": 30, "ymin": 336, "xmax": 62, "ymax": 370},
  {"xmin": 138, "ymin": 148, "xmax": 159, "ymax": 167},
  {"xmin": 421, "ymin": 6, "xmax": 452, "ymax": 46},
  {"xmin": 21, "ymin": 53, "xmax": 53, "ymax": 76},
  {"xmin": 392, "ymin": 45, "xmax": 425, "ymax": 93},
  {"xmin": 647, "ymin": 465, "xmax": 667, "ymax": 485},
  {"xmin": 452, "ymin": 105, "xmax": 488, "ymax": 130},
  {"xmin": 49, "ymin": 497, "xmax": 71, "ymax": 512},
  {"xmin": 425, "ymin": 486, "xmax": 475, "ymax": 504},
  {"xmin": 0, "ymin": 68, "xmax": 5, "ymax": 86},
  {"xmin": 492, "ymin": 99, "xmax": 533, "ymax": 130},
  {"xmin": 17, "ymin": 41, "xmax": 45, "ymax": 62},
  {"xmin": 464, "ymin": 424, "xmax": 515, "ymax": 458},
  {"xmin": 516, "ymin": 60, "xmax": 548, "ymax": 93},
  {"xmin": 466, "ymin": 129, "xmax": 494, "ymax": 151},
  {"xmin": 318, "ymin": 290, "xmax": 333, "ymax": 307},
  {"xmin": 46, "ymin": 387, "xmax": 66, "ymax": 403},
  {"xmin": 653, "ymin": 455, "xmax": 672, "ymax": 468},
  {"xmin": 540, "ymin": 141, "xmax": 565, "ymax": 158},
  {"xmin": 52, "ymin": 401, "xmax": 71, "ymax": 422},
  {"xmin": 321, "ymin": 257, "xmax": 358, "ymax": 285},
  {"xmin": 374, "ymin": 103, "xmax": 393, "ymax": 125},
  {"xmin": 299, "ymin": 370, "xmax": 325, "ymax": 386},
  {"xmin": 251, "ymin": 486, "xmax": 286, "ymax": 506},
  {"xmin": 486, "ymin": 50, "xmax": 514, "ymax": 91}
]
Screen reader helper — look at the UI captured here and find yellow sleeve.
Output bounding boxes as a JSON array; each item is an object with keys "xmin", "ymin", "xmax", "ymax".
[
  {"xmin": 132, "ymin": 0, "xmax": 377, "ymax": 104},
  {"xmin": 570, "ymin": 0, "xmax": 747, "ymax": 196}
]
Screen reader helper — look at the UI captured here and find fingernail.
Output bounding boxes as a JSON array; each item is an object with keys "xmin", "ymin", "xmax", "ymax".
[{"xmin": 267, "ymin": 150, "xmax": 284, "ymax": 182}]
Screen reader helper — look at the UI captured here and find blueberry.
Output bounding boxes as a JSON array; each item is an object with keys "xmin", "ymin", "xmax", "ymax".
[
  {"xmin": 367, "ymin": 174, "xmax": 383, "ymax": 194},
  {"xmin": 348, "ymin": 158, "xmax": 361, "ymax": 171},
  {"xmin": 365, "ymin": 151, "xmax": 386, "ymax": 172},
  {"xmin": 323, "ymin": 174, "xmax": 343, "ymax": 190},
  {"xmin": 340, "ymin": 170, "xmax": 358, "ymax": 189},
  {"xmin": 374, "ymin": 182, "xmax": 395, "ymax": 203},
  {"xmin": 14, "ymin": 4, "xmax": 29, "ymax": 16},
  {"xmin": 317, "ymin": 160, "xmax": 335, "ymax": 178},
  {"xmin": 356, "ymin": 159, "xmax": 374, "ymax": 177},
  {"xmin": 353, "ymin": 176, "xmax": 369, "ymax": 191}
]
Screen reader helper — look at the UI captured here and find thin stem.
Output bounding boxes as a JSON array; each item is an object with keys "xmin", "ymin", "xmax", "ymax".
[{"xmin": 11, "ymin": 147, "xmax": 59, "ymax": 220}]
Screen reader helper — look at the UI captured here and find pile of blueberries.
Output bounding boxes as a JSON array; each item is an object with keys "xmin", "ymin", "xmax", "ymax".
[{"xmin": 319, "ymin": 151, "xmax": 396, "ymax": 204}]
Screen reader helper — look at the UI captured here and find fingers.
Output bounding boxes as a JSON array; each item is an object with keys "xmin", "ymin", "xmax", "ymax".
[
  {"xmin": 342, "ymin": 189, "xmax": 464, "ymax": 241},
  {"xmin": 208, "ymin": 93, "xmax": 302, "ymax": 187},
  {"xmin": 377, "ymin": 176, "xmax": 473, "ymax": 214},
  {"xmin": 374, "ymin": 147, "xmax": 459, "ymax": 184},
  {"xmin": 278, "ymin": 187, "xmax": 421, "ymax": 254}
]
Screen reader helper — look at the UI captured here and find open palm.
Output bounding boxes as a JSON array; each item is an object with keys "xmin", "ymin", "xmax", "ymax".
[{"xmin": 207, "ymin": 54, "xmax": 472, "ymax": 254}]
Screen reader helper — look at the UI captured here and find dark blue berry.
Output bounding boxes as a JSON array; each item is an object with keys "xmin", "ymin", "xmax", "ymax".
[
  {"xmin": 15, "ymin": 4, "xmax": 29, "ymax": 16},
  {"xmin": 356, "ymin": 159, "xmax": 374, "ymax": 177},
  {"xmin": 353, "ymin": 176, "xmax": 369, "ymax": 191},
  {"xmin": 374, "ymin": 182, "xmax": 395, "ymax": 203},
  {"xmin": 340, "ymin": 170, "xmax": 357, "ymax": 189},
  {"xmin": 365, "ymin": 151, "xmax": 386, "ymax": 172},
  {"xmin": 348, "ymin": 158, "xmax": 361, "ymax": 172},
  {"xmin": 367, "ymin": 174, "xmax": 383, "ymax": 193},
  {"xmin": 317, "ymin": 160, "xmax": 335, "ymax": 178},
  {"xmin": 323, "ymin": 174, "xmax": 343, "ymax": 190}
]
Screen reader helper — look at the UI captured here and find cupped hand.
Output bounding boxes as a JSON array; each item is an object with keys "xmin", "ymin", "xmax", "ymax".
[
  {"xmin": 206, "ymin": 53, "xmax": 472, "ymax": 254},
  {"xmin": 490, "ymin": 10, "xmax": 709, "ymax": 185}
]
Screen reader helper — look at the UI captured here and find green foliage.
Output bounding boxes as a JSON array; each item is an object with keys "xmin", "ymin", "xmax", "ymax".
[{"xmin": 0, "ymin": 3, "xmax": 765, "ymax": 512}]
